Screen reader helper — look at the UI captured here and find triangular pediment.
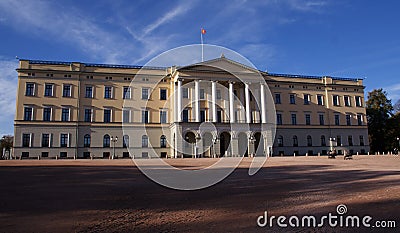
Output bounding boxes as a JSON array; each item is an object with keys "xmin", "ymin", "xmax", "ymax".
[{"xmin": 177, "ymin": 57, "xmax": 261, "ymax": 75}]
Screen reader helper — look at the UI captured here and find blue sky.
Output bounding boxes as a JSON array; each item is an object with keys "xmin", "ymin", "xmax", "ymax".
[{"xmin": 0, "ymin": 0, "xmax": 399, "ymax": 136}]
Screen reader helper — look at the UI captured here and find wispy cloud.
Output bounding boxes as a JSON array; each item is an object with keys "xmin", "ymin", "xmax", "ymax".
[
  {"xmin": 384, "ymin": 83, "xmax": 400, "ymax": 102},
  {"xmin": 0, "ymin": 58, "xmax": 18, "ymax": 135},
  {"xmin": 286, "ymin": 0, "xmax": 328, "ymax": 12},
  {"xmin": 0, "ymin": 0, "xmax": 137, "ymax": 64},
  {"xmin": 143, "ymin": 5, "xmax": 190, "ymax": 36}
]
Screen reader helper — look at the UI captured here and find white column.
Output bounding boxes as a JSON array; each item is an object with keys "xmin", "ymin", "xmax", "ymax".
[
  {"xmin": 229, "ymin": 82, "xmax": 235, "ymax": 123},
  {"xmin": 260, "ymin": 83, "xmax": 266, "ymax": 123},
  {"xmin": 212, "ymin": 81, "xmax": 217, "ymax": 122},
  {"xmin": 194, "ymin": 80, "xmax": 200, "ymax": 122},
  {"xmin": 177, "ymin": 79, "xmax": 182, "ymax": 122},
  {"xmin": 245, "ymin": 83, "xmax": 251, "ymax": 124}
]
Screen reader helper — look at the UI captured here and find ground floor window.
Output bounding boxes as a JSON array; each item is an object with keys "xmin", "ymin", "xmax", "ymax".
[
  {"xmin": 21, "ymin": 152, "xmax": 29, "ymax": 158},
  {"xmin": 41, "ymin": 152, "xmax": 49, "ymax": 157},
  {"xmin": 103, "ymin": 152, "xmax": 110, "ymax": 158},
  {"xmin": 83, "ymin": 152, "xmax": 90, "ymax": 159},
  {"xmin": 123, "ymin": 152, "xmax": 130, "ymax": 158},
  {"xmin": 142, "ymin": 152, "xmax": 148, "ymax": 158},
  {"xmin": 160, "ymin": 152, "xmax": 167, "ymax": 158},
  {"xmin": 60, "ymin": 152, "xmax": 67, "ymax": 158}
]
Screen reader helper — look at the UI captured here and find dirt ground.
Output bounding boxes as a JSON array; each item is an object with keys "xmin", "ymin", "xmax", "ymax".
[{"xmin": 0, "ymin": 155, "xmax": 399, "ymax": 232}]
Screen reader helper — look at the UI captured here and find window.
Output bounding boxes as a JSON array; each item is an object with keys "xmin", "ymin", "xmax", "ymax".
[
  {"xmin": 357, "ymin": 114, "xmax": 363, "ymax": 125},
  {"xmin": 335, "ymin": 114, "xmax": 340, "ymax": 125},
  {"xmin": 104, "ymin": 109, "xmax": 111, "ymax": 123},
  {"xmin": 24, "ymin": 107, "xmax": 33, "ymax": 121},
  {"xmin": 142, "ymin": 152, "xmax": 149, "ymax": 158},
  {"xmin": 200, "ymin": 110, "xmax": 206, "ymax": 122},
  {"xmin": 142, "ymin": 135, "xmax": 148, "ymax": 148},
  {"xmin": 123, "ymin": 87, "xmax": 131, "ymax": 99},
  {"xmin": 321, "ymin": 135, "xmax": 326, "ymax": 146},
  {"xmin": 142, "ymin": 110, "xmax": 149, "ymax": 123},
  {"xmin": 85, "ymin": 86, "xmax": 93, "ymax": 98},
  {"xmin": 160, "ymin": 89, "xmax": 167, "ymax": 100},
  {"xmin": 344, "ymin": 96, "xmax": 351, "ymax": 106},
  {"xmin": 290, "ymin": 94, "xmax": 296, "ymax": 104},
  {"xmin": 319, "ymin": 114, "xmax": 324, "ymax": 125},
  {"xmin": 160, "ymin": 110, "xmax": 167, "ymax": 123},
  {"xmin": 200, "ymin": 89, "xmax": 205, "ymax": 99},
  {"xmin": 277, "ymin": 136, "xmax": 283, "ymax": 147},
  {"xmin": 359, "ymin": 135, "xmax": 364, "ymax": 146},
  {"xmin": 44, "ymin": 84, "xmax": 53, "ymax": 97},
  {"xmin": 182, "ymin": 109, "xmax": 189, "ymax": 122},
  {"xmin": 103, "ymin": 135, "xmax": 110, "ymax": 148},
  {"xmin": 293, "ymin": 136, "xmax": 298, "ymax": 147},
  {"xmin": 337, "ymin": 135, "xmax": 342, "ymax": 146},
  {"xmin": 305, "ymin": 114, "xmax": 311, "ymax": 125},
  {"xmin": 304, "ymin": 94, "xmax": 310, "ymax": 105},
  {"xmin": 123, "ymin": 109, "xmax": 130, "ymax": 123},
  {"xmin": 160, "ymin": 135, "xmax": 167, "ymax": 148},
  {"xmin": 26, "ymin": 83, "xmax": 35, "ymax": 96},
  {"xmin": 291, "ymin": 113, "xmax": 297, "ymax": 125},
  {"xmin": 123, "ymin": 135, "xmax": 129, "ymax": 148},
  {"xmin": 42, "ymin": 134, "xmax": 50, "ymax": 147},
  {"xmin": 307, "ymin": 135, "xmax": 312, "ymax": 147},
  {"xmin": 275, "ymin": 93, "xmax": 281, "ymax": 104},
  {"xmin": 60, "ymin": 134, "xmax": 68, "ymax": 147},
  {"xmin": 348, "ymin": 135, "xmax": 353, "ymax": 146},
  {"xmin": 41, "ymin": 152, "xmax": 49, "ymax": 158},
  {"xmin": 317, "ymin": 95, "xmax": 324, "ymax": 106},
  {"xmin": 277, "ymin": 113, "xmax": 282, "ymax": 125},
  {"xmin": 355, "ymin": 96, "xmax": 362, "ymax": 107},
  {"xmin": 104, "ymin": 86, "xmax": 112, "ymax": 99},
  {"xmin": 22, "ymin": 134, "xmax": 31, "ymax": 147},
  {"xmin": 333, "ymin": 95, "xmax": 339, "ymax": 106},
  {"xmin": 61, "ymin": 108, "xmax": 70, "ymax": 122},
  {"xmin": 63, "ymin": 84, "xmax": 71, "ymax": 97},
  {"xmin": 142, "ymin": 88, "xmax": 149, "ymax": 100},
  {"xmin": 216, "ymin": 89, "xmax": 221, "ymax": 99},
  {"xmin": 183, "ymin": 88, "xmax": 189, "ymax": 99},
  {"xmin": 84, "ymin": 134, "xmax": 91, "ymax": 147},
  {"xmin": 43, "ymin": 107, "xmax": 51, "ymax": 121},
  {"xmin": 346, "ymin": 114, "xmax": 351, "ymax": 126},
  {"xmin": 84, "ymin": 109, "xmax": 92, "ymax": 122}
]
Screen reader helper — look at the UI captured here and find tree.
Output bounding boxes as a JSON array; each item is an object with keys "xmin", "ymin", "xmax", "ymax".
[
  {"xmin": 0, "ymin": 135, "xmax": 13, "ymax": 158},
  {"xmin": 366, "ymin": 89, "xmax": 393, "ymax": 153}
]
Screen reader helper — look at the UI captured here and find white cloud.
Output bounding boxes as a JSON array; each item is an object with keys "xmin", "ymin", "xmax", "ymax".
[
  {"xmin": 143, "ymin": 4, "xmax": 190, "ymax": 36},
  {"xmin": 385, "ymin": 83, "xmax": 400, "ymax": 102},
  {"xmin": 0, "ymin": 58, "xmax": 18, "ymax": 135},
  {"xmin": 286, "ymin": 0, "xmax": 328, "ymax": 12},
  {"xmin": 0, "ymin": 0, "xmax": 137, "ymax": 64}
]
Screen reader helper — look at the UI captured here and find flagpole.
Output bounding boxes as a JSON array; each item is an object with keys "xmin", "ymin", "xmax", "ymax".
[{"xmin": 201, "ymin": 29, "xmax": 204, "ymax": 62}]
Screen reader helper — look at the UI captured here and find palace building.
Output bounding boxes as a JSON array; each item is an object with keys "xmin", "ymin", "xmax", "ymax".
[{"xmin": 13, "ymin": 57, "xmax": 369, "ymax": 159}]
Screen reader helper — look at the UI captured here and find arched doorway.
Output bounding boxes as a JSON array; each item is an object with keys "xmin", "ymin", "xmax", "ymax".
[
  {"xmin": 202, "ymin": 132, "xmax": 213, "ymax": 158},
  {"xmin": 254, "ymin": 132, "xmax": 264, "ymax": 156},
  {"xmin": 238, "ymin": 132, "xmax": 248, "ymax": 157},
  {"xmin": 220, "ymin": 132, "xmax": 231, "ymax": 157},
  {"xmin": 184, "ymin": 131, "xmax": 196, "ymax": 158}
]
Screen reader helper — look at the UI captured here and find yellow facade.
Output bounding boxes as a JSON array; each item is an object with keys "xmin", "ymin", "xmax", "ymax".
[{"xmin": 14, "ymin": 58, "xmax": 369, "ymax": 159}]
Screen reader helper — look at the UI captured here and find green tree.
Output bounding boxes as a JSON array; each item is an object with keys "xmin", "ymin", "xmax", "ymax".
[
  {"xmin": 366, "ymin": 89, "xmax": 393, "ymax": 153},
  {"xmin": 0, "ymin": 135, "xmax": 13, "ymax": 157}
]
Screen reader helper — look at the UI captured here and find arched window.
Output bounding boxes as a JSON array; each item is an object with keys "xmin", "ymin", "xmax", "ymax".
[
  {"xmin": 103, "ymin": 134, "xmax": 110, "ymax": 148},
  {"xmin": 142, "ymin": 135, "xmax": 148, "ymax": 148},
  {"xmin": 307, "ymin": 135, "xmax": 312, "ymax": 147},
  {"xmin": 293, "ymin": 135, "xmax": 298, "ymax": 147},
  {"xmin": 123, "ymin": 135, "xmax": 129, "ymax": 148},
  {"xmin": 277, "ymin": 135, "xmax": 283, "ymax": 147},
  {"xmin": 321, "ymin": 135, "xmax": 326, "ymax": 146},
  {"xmin": 84, "ymin": 134, "xmax": 91, "ymax": 147},
  {"xmin": 160, "ymin": 135, "xmax": 167, "ymax": 148}
]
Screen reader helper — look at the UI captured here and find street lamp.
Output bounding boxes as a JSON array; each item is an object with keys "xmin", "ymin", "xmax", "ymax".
[
  {"xmin": 396, "ymin": 137, "xmax": 400, "ymax": 155},
  {"xmin": 111, "ymin": 136, "xmax": 118, "ymax": 159},
  {"xmin": 329, "ymin": 137, "xmax": 336, "ymax": 151}
]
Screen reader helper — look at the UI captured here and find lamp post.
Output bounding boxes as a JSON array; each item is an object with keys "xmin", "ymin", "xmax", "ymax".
[
  {"xmin": 195, "ymin": 135, "xmax": 201, "ymax": 158},
  {"xmin": 329, "ymin": 137, "xmax": 336, "ymax": 152},
  {"xmin": 111, "ymin": 136, "xmax": 118, "ymax": 159},
  {"xmin": 396, "ymin": 137, "xmax": 400, "ymax": 155},
  {"xmin": 249, "ymin": 135, "xmax": 255, "ymax": 157}
]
